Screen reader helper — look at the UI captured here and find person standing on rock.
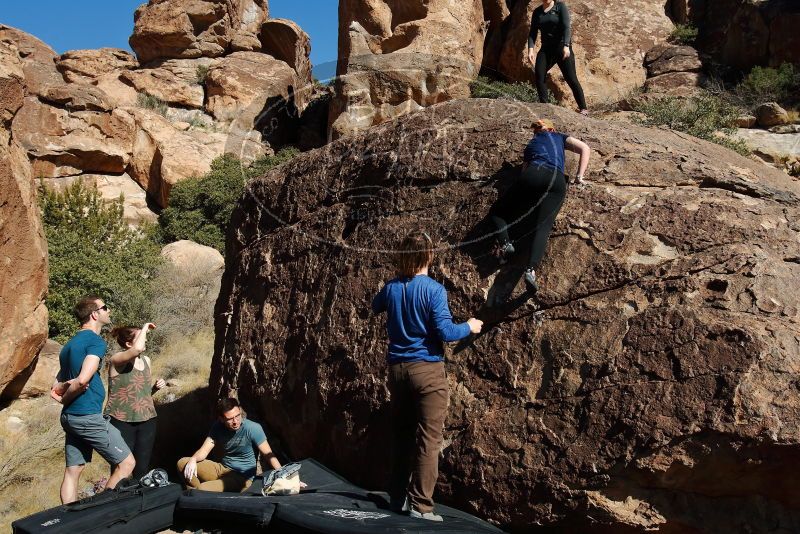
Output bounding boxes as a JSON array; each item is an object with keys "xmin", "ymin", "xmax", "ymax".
[
  {"xmin": 490, "ymin": 118, "xmax": 591, "ymax": 292},
  {"xmin": 372, "ymin": 231, "xmax": 483, "ymax": 522},
  {"xmin": 51, "ymin": 295, "xmax": 135, "ymax": 504},
  {"xmin": 104, "ymin": 323, "xmax": 165, "ymax": 480},
  {"xmin": 528, "ymin": 0, "xmax": 589, "ymax": 114}
]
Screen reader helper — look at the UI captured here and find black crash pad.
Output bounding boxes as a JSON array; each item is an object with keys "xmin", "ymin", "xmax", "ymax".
[{"xmin": 175, "ymin": 458, "xmax": 504, "ymax": 533}]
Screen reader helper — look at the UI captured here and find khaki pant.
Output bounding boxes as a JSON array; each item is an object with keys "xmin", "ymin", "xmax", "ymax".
[
  {"xmin": 177, "ymin": 457, "xmax": 252, "ymax": 492},
  {"xmin": 388, "ymin": 360, "xmax": 449, "ymax": 514}
]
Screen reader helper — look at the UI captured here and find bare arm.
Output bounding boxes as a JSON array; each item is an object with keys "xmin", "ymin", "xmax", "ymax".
[
  {"xmin": 565, "ymin": 136, "xmax": 591, "ymax": 181},
  {"xmin": 257, "ymin": 439, "xmax": 282, "ymax": 470},
  {"xmin": 60, "ymin": 355, "xmax": 101, "ymax": 406},
  {"xmin": 182, "ymin": 437, "xmax": 216, "ymax": 481},
  {"xmin": 109, "ymin": 323, "xmax": 156, "ymax": 369}
]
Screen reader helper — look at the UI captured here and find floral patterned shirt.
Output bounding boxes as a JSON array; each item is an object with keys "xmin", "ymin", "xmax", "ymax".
[{"xmin": 105, "ymin": 357, "xmax": 157, "ymax": 422}]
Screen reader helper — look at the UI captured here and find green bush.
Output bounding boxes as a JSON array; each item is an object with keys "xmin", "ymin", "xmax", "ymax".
[
  {"xmin": 41, "ymin": 182, "xmax": 163, "ymax": 344},
  {"xmin": 633, "ymin": 93, "xmax": 751, "ymax": 156},
  {"xmin": 137, "ymin": 92, "xmax": 168, "ymax": 116},
  {"xmin": 471, "ymin": 75, "xmax": 540, "ymax": 103},
  {"xmin": 195, "ymin": 65, "xmax": 210, "ymax": 84},
  {"xmin": 158, "ymin": 148, "xmax": 300, "ymax": 253},
  {"xmin": 669, "ymin": 23, "xmax": 698, "ymax": 45},
  {"xmin": 735, "ymin": 63, "xmax": 799, "ymax": 106}
]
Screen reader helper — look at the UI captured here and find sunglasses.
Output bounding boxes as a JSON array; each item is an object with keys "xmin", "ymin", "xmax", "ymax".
[{"xmin": 95, "ymin": 305, "xmax": 109, "ymax": 312}]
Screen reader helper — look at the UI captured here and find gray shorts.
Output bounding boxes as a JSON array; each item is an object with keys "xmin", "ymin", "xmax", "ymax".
[{"xmin": 60, "ymin": 413, "xmax": 131, "ymax": 467}]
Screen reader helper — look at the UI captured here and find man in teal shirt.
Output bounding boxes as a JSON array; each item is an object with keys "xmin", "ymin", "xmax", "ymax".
[
  {"xmin": 178, "ymin": 397, "xmax": 282, "ymax": 491},
  {"xmin": 52, "ymin": 295, "xmax": 135, "ymax": 503}
]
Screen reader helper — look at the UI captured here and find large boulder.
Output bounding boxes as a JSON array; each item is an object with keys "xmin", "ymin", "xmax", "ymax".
[
  {"xmin": 487, "ymin": 0, "xmax": 672, "ymax": 106},
  {"xmin": 0, "ymin": 139, "xmax": 48, "ymax": 400},
  {"xmin": 259, "ymin": 19, "xmax": 313, "ymax": 93},
  {"xmin": 129, "ymin": 0, "xmax": 269, "ymax": 65},
  {"xmin": 692, "ymin": 0, "xmax": 800, "ymax": 70},
  {"xmin": 161, "ymin": 240, "xmax": 224, "ymax": 273},
  {"xmin": 4, "ymin": 339, "xmax": 61, "ymax": 400},
  {"xmin": 212, "ymin": 98, "xmax": 800, "ymax": 531},
  {"xmin": 329, "ymin": 0, "xmax": 486, "ymax": 139},
  {"xmin": 120, "ymin": 66, "xmax": 205, "ymax": 109}
]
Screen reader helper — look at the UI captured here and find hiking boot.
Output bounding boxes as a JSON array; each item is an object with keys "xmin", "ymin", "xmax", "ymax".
[
  {"xmin": 495, "ymin": 241, "xmax": 515, "ymax": 264},
  {"xmin": 524, "ymin": 268, "xmax": 539, "ymax": 293},
  {"xmin": 389, "ymin": 495, "xmax": 410, "ymax": 513},
  {"xmin": 410, "ymin": 509, "xmax": 443, "ymax": 522}
]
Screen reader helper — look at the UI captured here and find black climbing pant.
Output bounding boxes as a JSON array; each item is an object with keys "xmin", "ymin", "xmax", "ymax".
[
  {"xmin": 490, "ymin": 163, "xmax": 567, "ymax": 270},
  {"xmin": 534, "ymin": 45, "xmax": 587, "ymax": 110}
]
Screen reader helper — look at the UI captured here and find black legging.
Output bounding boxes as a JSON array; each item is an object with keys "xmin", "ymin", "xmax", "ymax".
[
  {"xmin": 490, "ymin": 163, "xmax": 567, "ymax": 270},
  {"xmin": 535, "ymin": 45, "xmax": 587, "ymax": 110},
  {"xmin": 110, "ymin": 417, "xmax": 157, "ymax": 479}
]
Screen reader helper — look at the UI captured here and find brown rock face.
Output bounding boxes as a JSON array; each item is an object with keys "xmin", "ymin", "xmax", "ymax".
[
  {"xmin": 0, "ymin": 140, "xmax": 48, "ymax": 400},
  {"xmin": 329, "ymin": 0, "xmax": 485, "ymax": 138},
  {"xmin": 0, "ymin": 25, "xmax": 63, "ymax": 97},
  {"xmin": 120, "ymin": 66, "xmax": 205, "ymax": 109},
  {"xmin": 212, "ymin": 99, "xmax": 800, "ymax": 531},
  {"xmin": 692, "ymin": 0, "xmax": 800, "ymax": 70},
  {"xmin": 4, "ymin": 339, "xmax": 61, "ymax": 400},
  {"xmin": 56, "ymin": 48, "xmax": 138, "ymax": 84},
  {"xmin": 129, "ymin": 0, "xmax": 269, "ymax": 65},
  {"xmin": 204, "ymin": 51, "xmax": 297, "ymax": 122},
  {"xmin": 259, "ymin": 19, "xmax": 313, "ymax": 91},
  {"xmin": 488, "ymin": 0, "xmax": 672, "ymax": 106}
]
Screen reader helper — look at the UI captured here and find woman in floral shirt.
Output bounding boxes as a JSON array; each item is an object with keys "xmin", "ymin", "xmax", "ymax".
[{"xmin": 105, "ymin": 323, "xmax": 164, "ymax": 479}]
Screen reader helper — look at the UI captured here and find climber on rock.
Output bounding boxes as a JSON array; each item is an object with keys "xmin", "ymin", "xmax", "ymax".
[
  {"xmin": 528, "ymin": 0, "xmax": 589, "ymax": 114},
  {"xmin": 489, "ymin": 118, "xmax": 591, "ymax": 293},
  {"xmin": 372, "ymin": 231, "xmax": 483, "ymax": 522}
]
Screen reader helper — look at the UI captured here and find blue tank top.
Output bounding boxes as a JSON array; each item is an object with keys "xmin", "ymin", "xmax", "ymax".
[{"xmin": 523, "ymin": 131, "xmax": 569, "ymax": 173}]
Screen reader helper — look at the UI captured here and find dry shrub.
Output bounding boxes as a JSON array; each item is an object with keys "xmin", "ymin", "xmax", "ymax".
[
  {"xmin": 0, "ymin": 398, "xmax": 108, "ymax": 530},
  {"xmin": 151, "ymin": 329, "xmax": 215, "ymax": 399}
]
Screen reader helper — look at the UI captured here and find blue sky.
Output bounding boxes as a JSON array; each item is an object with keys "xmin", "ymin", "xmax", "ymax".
[{"xmin": 0, "ymin": 0, "xmax": 338, "ymax": 79}]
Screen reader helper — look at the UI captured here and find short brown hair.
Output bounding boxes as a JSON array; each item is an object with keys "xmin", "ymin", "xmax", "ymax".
[
  {"xmin": 73, "ymin": 295, "xmax": 102, "ymax": 325},
  {"xmin": 216, "ymin": 397, "xmax": 241, "ymax": 416},
  {"xmin": 394, "ymin": 231, "xmax": 434, "ymax": 278},
  {"xmin": 110, "ymin": 326, "xmax": 137, "ymax": 348}
]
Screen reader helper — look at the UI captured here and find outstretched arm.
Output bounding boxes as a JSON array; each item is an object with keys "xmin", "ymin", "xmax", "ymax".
[
  {"xmin": 430, "ymin": 287, "xmax": 473, "ymax": 342},
  {"xmin": 565, "ymin": 136, "xmax": 591, "ymax": 182},
  {"xmin": 257, "ymin": 439, "xmax": 282, "ymax": 470}
]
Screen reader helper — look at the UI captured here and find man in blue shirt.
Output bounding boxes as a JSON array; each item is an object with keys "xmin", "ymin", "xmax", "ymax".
[
  {"xmin": 51, "ymin": 295, "xmax": 135, "ymax": 503},
  {"xmin": 372, "ymin": 231, "xmax": 483, "ymax": 521},
  {"xmin": 178, "ymin": 397, "xmax": 282, "ymax": 492}
]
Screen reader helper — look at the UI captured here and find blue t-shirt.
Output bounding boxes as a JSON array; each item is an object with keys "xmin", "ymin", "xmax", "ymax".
[
  {"xmin": 372, "ymin": 275, "xmax": 471, "ymax": 364},
  {"xmin": 59, "ymin": 330, "xmax": 107, "ymax": 415},
  {"xmin": 209, "ymin": 418, "xmax": 268, "ymax": 479},
  {"xmin": 523, "ymin": 131, "xmax": 569, "ymax": 173}
]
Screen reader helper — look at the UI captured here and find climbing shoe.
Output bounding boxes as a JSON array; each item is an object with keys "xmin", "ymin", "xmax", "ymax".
[
  {"xmin": 524, "ymin": 268, "xmax": 539, "ymax": 293},
  {"xmin": 410, "ymin": 509, "xmax": 443, "ymax": 522}
]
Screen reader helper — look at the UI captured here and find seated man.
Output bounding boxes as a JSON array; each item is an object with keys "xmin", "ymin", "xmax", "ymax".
[{"xmin": 178, "ymin": 397, "xmax": 281, "ymax": 492}]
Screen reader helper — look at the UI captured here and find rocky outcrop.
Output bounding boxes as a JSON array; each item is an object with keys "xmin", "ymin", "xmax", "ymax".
[
  {"xmin": 4, "ymin": 340, "xmax": 61, "ymax": 400},
  {"xmin": 735, "ymin": 128, "xmax": 800, "ymax": 172},
  {"xmin": 56, "ymin": 48, "xmax": 138, "ymax": 84},
  {"xmin": 120, "ymin": 107, "xmax": 217, "ymax": 208},
  {"xmin": 0, "ymin": 25, "xmax": 63, "ymax": 97},
  {"xmin": 204, "ymin": 51, "xmax": 296, "ymax": 122},
  {"xmin": 486, "ymin": 0, "xmax": 672, "ymax": 106},
  {"xmin": 120, "ymin": 66, "xmax": 205, "ymax": 109},
  {"xmin": 259, "ymin": 19, "xmax": 313, "ymax": 92},
  {"xmin": 129, "ymin": 0, "xmax": 269, "ymax": 65},
  {"xmin": 329, "ymin": 0, "xmax": 485, "ymax": 139},
  {"xmin": 212, "ymin": 98, "xmax": 800, "ymax": 531},
  {"xmin": 692, "ymin": 0, "xmax": 800, "ymax": 71}
]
